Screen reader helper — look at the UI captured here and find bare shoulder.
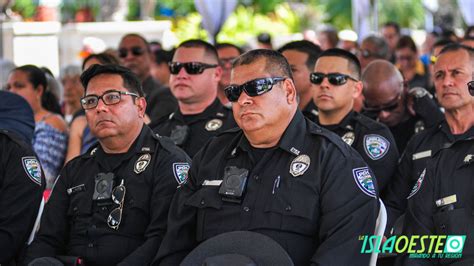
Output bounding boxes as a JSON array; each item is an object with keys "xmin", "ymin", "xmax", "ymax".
[{"xmin": 45, "ymin": 113, "xmax": 68, "ymax": 133}]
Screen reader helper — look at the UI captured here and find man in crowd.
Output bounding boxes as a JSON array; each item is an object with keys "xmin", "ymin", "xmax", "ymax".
[
  {"xmin": 309, "ymin": 48, "xmax": 398, "ymax": 192},
  {"xmin": 25, "ymin": 64, "xmax": 190, "ymax": 265},
  {"xmin": 152, "ymin": 40, "xmax": 236, "ymax": 158},
  {"xmin": 362, "ymin": 60, "xmax": 444, "ymax": 152},
  {"xmin": 395, "ymin": 35, "xmax": 430, "ymax": 90},
  {"xmin": 357, "ymin": 35, "xmax": 390, "ymax": 70},
  {"xmin": 0, "ymin": 91, "xmax": 45, "ymax": 265},
  {"xmin": 278, "ymin": 40, "xmax": 322, "ymax": 121},
  {"xmin": 216, "ymin": 43, "xmax": 242, "ymax": 106},
  {"xmin": 118, "ymin": 33, "xmax": 177, "ymax": 122},
  {"xmin": 154, "ymin": 49, "xmax": 378, "ymax": 265},
  {"xmin": 384, "ymin": 44, "xmax": 474, "ymax": 234},
  {"xmin": 381, "ymin": 21, "xmax": 401, "ymax": 63}
]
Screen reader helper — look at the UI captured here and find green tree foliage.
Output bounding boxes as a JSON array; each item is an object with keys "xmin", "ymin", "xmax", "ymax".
[
  {"xmin": 11, "ymin": 0, "xmax": 36, "ymax": 19},
  {"xmin": 378, "ymin": 0, "xmax": 424, "ymax": 28}
]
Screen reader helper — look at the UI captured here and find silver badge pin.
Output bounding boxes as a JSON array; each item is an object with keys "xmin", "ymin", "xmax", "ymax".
[
  {"xmin": 342, "ymin": 132, "xmax": 355, "ymax": 146},
  {"xmin": 464, "ymin": 154, "xmax": 473, "ymax": 164},
  {"xmin": 205, "ymin": 119, "xmax": 223, "ymax": 131},
  {"xmin": 289, "ymin": 154, "xmax": 310, "ymax": 177},
  {"xmin": 134, "ymin": 153, "xmax": 151, "ymax": 174}
]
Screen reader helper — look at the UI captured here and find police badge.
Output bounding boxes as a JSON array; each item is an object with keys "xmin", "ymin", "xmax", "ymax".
[
  {"xmin": 205, "ymin": 119, "xmax": 223, "ymax": 131},
  {"xmin": 22, "ymin": 156, "xmax": 42, "ymax": 185},
  {"xmin": 363, "ymin": 134, "xmax": 389, "ymax": 160},
  {"xmin": 134, "ymin": 153, "xmax": 151, "ymax": 174},
  {"xmin": 289, "ymin": 154, "xmax": 310, "ymax": 177},
  {"xmin": 342, "ymin": 131, "xmax": 355, "ymax": 146}
]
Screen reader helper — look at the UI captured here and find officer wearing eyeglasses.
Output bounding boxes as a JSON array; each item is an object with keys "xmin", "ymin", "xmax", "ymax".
[
  {"xmin": 118, "ymin": 33, "xmax": 177, "ymax": 123},
  {"xmin": 25, "ymin": 64, "xmax": 190, "ymax": 265},
  {"xmin": 154, "ymin": 49, "xmax": 378, "ymax": 265},
  {"xmin": 308, "ymin": 48, "xmax": 398, "ymax": 192},
  {"xmin": 362, "ymin": 60, "xmax": 444, "ymax": 153},
  {"xmin": 151, "ymin": 40, "xmax": 237, "ymax": 158},
  {"xmin": 383, "ymin": 44, "xmax": 474, "ymax": 237}
]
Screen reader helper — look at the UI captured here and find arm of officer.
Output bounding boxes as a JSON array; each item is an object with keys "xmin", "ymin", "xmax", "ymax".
[
  {"xmin": 397, "ymin": 166, "xmax": 437, "ymax": 266},
  {"xmin": 24, "ymin": 168, "xmax": 71, "ymax": 263},
  {"xmin": 119, "ymin": 146, "xmax": 191, "ymax": 265},
  {"xmin": 311, "ymin": 146, "xmax": 378, "ymax": 265},
  {"xmin": 0, "ymin": 147, "xmax": 44, "ymax": 262},
  {"xmin": 152, "ymin": 149, "xmax": 206, "ymax": 265}
]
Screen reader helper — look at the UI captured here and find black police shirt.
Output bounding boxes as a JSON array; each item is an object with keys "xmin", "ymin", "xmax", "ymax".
[
  {"xmin": 152, "ymin": 98, "xmax": 237, "ymax": 158},
  {"xmin": 400, "ymin": 136, "xmax": 474, "ymax": 265},
  {"xmin": 301, "ymin": 100, "xmax": 319, "ymax": 123},
  {"xmin": 383, "ymin": 122, "xmax": 474, "ymax": 231},
  {"xmin": 154, "ymin": 111, "xmax": 379, "ymax": 266},
  {"xmin": 25, "ymin": 126, "xmax": 191, "ymax": 266},
  {"xmin": 308, "ymin": 111, "xmax": 399, "ymax": 192},
  {"xmin": 0, "ymin": 130, "xmax": 45, "ymax": 264}
]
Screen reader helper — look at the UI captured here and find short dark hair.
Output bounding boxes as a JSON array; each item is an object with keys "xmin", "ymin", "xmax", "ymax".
[
  {"xmin": 317, "ymin": 48, "xmax": 362, "ymax": 79},
  {"xmin": 119, "ymin": 33, "xmax": 151, "ymax": 53},
  {"xmin": 177, "ymin": 39, "xmax": 219, "ymax": 63},
  {"xmin": 320, "ymin": 29, "xmax": 339, "ymax": 48},
  {"xmin": 232, "ymin": 49, "xmax": 293, "ymax": 80},
  {"xmin": 277, "ymin": 40, "xmax": 322, "ymax": 70},
  {"xmin": 432, "ymin": 39, "xmax": 454, "ymax": 51},
  {"xmin": 80, "ymin": 64, "xmax": 144, "ymax": 97},
  {"xmin": 383, "ymin": 22, "xmax": 400, "ymax": 35},
  {"xmin": 215, "ymin": 43, "xmax": 243, "ymax": 55},
  {"xmin": 438, "ymin": 43, "xmax": 474, "ymax": 63},
  {"xmin": 362, "ymin": 35, "xmax": 389, "ymax": 59},
  {"xmin": 154, "ymin": 49, "xmax": 174, "ymax": 65},
  {"xmin": 82, "ymin": 52, "xmax": 120, "ymax": 70},
  {"xmin": 396, "ymin": 35, "xmax": 417, "ymax": 53}
]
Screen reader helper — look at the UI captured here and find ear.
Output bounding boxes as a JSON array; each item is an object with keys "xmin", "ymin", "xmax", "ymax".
[
  {"xmin": 135, "ymin": 97, "xmax": 147, "ymax": 118},
  {"xmin": 213, "ymin": 66, "xmax": 223, "ymax": 83},
  {"xmin": 352, "ymin": 81, "xmax": 363, "ymax": 99},
  {"xmin": 283, "ymin": 79, "xmax": 297, "ymax": 104}
]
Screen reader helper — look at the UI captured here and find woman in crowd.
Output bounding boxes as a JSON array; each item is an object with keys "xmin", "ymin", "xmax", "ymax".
[
  {"xmin": 6, "ymin": 65, "xmax": 68, "ymax": 189},
  {"xmin": 60, "ymin": 65, "xmax": 84, "ymax": 124}
]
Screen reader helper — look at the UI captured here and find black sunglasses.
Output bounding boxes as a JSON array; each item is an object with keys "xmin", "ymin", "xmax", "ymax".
[
  {"xmin": 363, "ymin": 92, "xmax": 402, "ymax": 113},
  {"xmin": 118, "ymin": 47, "xmax": 145, "ymax": 58},
  {"xmin": 468, "ymin": 81, "xmax": 474, "ymax": 96},
  {"xmin": 81, "ymin": 90, "xmax": 139, "ymax": 110},
  {"xmin": 107, "ymin": 179, "xmax": 126, "ymax": 230},
  {"xmin": 224, "ymin": 77, "xmax": 285, "ymax": 102},
  {"xmin": 310, "ymin": 72, "xmax": 359, "ymax": 86},
  {"xmin": 168, "ymin": 62, "xmax": 218, "ymax": 75}
]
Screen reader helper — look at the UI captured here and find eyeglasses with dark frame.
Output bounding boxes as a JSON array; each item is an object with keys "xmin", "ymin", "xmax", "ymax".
[
  {"xmin": 363, "ymin": 91, "xmax": 402, "ymax": 114},
  {"xmin": 310, "ymin": 72, "xmax": 359, "ymax": 86},
  {"xmin": 468, "ymin": 81, "xmax": 474, "ymax": 96},
  {"xmin": 168, "ymin": 62, "xmax": 218, "ymax": 75},
  {"xmin": 224, "ymin": 77, "xmax": 286, "ymax": 102},
  {"xmin": 81, "ymin": 90, "xmax": 139, "ymax": 110},
  {"xmin": 118, "ymin": 47, "xmax": 145, "ymax": 58},
  {"xmin": 107, "ymin": 179, "xmax": 125, "ymax": 230}
]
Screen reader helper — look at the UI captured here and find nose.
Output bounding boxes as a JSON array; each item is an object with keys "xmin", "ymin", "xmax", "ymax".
[
  {"xmin": 95, "ymin": 97, "xmax": 108, "ymax": 113},
  {"xmin": 378, "ymin": 110, "xmax": 391, "ymax": 120},
  {"xmin": 237, "ymin": 90, "xmax": 252, "ymax": 106},
  {"xmin": 175, "ymin": 66, "xmax": 189, "ymax": 79}
]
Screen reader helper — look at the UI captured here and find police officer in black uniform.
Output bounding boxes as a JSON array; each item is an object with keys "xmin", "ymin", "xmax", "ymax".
[
  {"xmin": 278, "ymin": 40, "xmax": 322, "ymax": 121},
  {"xmin": 383, "ymin": 44, "xmax": 474, "ymax": 233},
  {"xmin": 154, "ymin": 49, "xmax": 379, "ymax": 265},
  {"xmin": 309, "ymin": 48, "xmax": 399, "ymax": 192},
  {"xmin": 151, "ymin": 40, "xmax": 237, "ymax": 158},
  {"xmin": 0, "ymin": 91, "xmax": 45, "ymax": 265},
  {"xmin": 362, "ymin": 60, "xmax": 444, "ymax": 153},
  {"xmin": 399, "ymin": 137, "xmax": 474, "ymax": 265},
  {"xmin": 25, "ymin": 65, "xmax": 190, "ymax": 265}
]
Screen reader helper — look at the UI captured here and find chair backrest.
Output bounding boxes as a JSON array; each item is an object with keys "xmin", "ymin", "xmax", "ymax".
[{"xmin": 369, "ymin": 199, "xmax": 387, "ymax": 266}]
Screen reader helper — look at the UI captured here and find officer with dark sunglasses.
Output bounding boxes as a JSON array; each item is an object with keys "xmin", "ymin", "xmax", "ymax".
[
  {"xmin": 383, "ymin": 44, "xmax": 474, "ymax": 242},
  {"xmin": 118, "ymin": 33, "xmax": 178, "ymax": 124},
  {"xmin": 25, "ymin": 65, "xmax": 191, "ymax": 265},
  {"xmin": 308, "ymin": 48, "xmax": 399, "ymax": 192},
  {"xmin": 362, "ymin": 60, "xmax": 444, "ymax": 153},
  {"xmin": 154, "ymin": 49, "xmax": 378, "ymax": 265},
  {"xmin": 151, "ymin": 40, "xmax": 237, "ymax": 158}
]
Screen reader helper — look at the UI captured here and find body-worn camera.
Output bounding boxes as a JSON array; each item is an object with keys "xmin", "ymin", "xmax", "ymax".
[
  {"xmin": 93, "ymin": 172, "xmax": 115, "ymax": 201},
  {"xmin": 218, "ymin": 166, "xmax": 249, "ymax": 203},
  {"xmin": 170, "ymin": 125, "xmax": 189, "ymax": 146}
]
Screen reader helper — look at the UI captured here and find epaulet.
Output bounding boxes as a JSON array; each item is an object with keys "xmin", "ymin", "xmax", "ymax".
[
  {"xmin": 307, "ymin": 121, "xmax": 350, "ymax": 155},
  {"xmin": 149, "ymin": 111, "xmax": 176, "ymax": 130},
  {"xmin": 155, "ymin": 133, "xmax": 180, "ymax": 152},
  {"xmin": 0, "ymin": 129, "xmax": 31, "ymax": 150},
  {"xmin": 354, "ymin": 112, "xmax": 387, "ymax": 131}
]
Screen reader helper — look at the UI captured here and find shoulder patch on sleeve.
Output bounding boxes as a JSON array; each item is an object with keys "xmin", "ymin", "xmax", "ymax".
[
  {"xmin": 352, "ymin": 167, "xmax": 376, "ymax": 198},
  {"xmin": 173, "ymin": 162, "xmax": 190, "ymax": 185},
  {"xmin": 407, "ymin": 168, "xmax": 426, "ymax": 199},
  {"xmin": 22, "ymin": 156, "xmax": 42, "ymax": 186},
  {"xmin": 364, "ymin": 134, "xmax": 390, "ymax": 160}
]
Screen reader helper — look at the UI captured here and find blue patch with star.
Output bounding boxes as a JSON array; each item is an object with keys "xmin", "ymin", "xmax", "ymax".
[
  {"xmin": 22, "ymin": 156, "xmax": 42, "ymax": 186},
  {"xmin": 352, "ymin": 167, "xmax": 376, "ymax": 198}
]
